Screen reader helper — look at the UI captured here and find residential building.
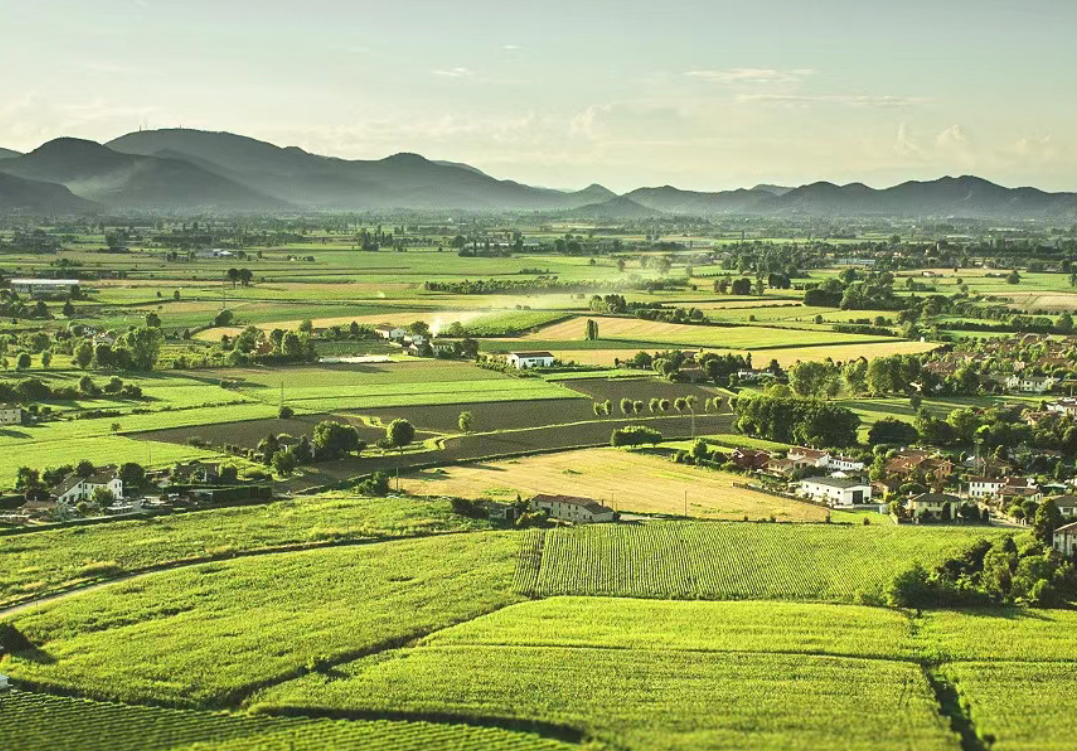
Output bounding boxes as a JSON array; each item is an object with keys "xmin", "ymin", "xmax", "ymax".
[
  {"xmin": 507, "ymin": 351, "xmax": 555, "ymax": 369},
  {"xmin": 885, "ymin": 450, "xmax": 954, "ymax": 483},
  {"xmin": 798, "ymin": 477, "xmax": 872, "ymax": 507},
  {"xmin": 0, "ymin": 674, "xmax": 10, "ymax": 692},
  {"xmin": 9, "ymin": 278, "xmax": 80, "ymax": 298},
  {"xmin": 373, "ymin": 324, "xmax": 406, "ymax": 341},
  {"xmin": 530, "ymin": 493, "xmax": 615, "ymax": 523},
  {"xmin": 828, "ymin": 454, "xmax": 866, "ymax": 472},
  {"xmin": 730, "ymin": 449, "xmax": 771, "ymax": 472},
  {"xmin": 1004, "ymin": 374, "xmax": 1057, "ymax": 393},
  {"xmin": 1048, "ymin": 495, "xmax": 1077, "ymax": 519},
  {"xmin": 907, "ymin": 492, "xmax": 963, "ymax": 518},
  {"xmin": 967, "ymin": 476, "xmax": 1005, "ymax": 498},
  {"xmin": 1047, "ymin": 398, "xmax": 1077, "ymax": 418},
  {"xmin": 171, "ymin": 461, "xmax": 221, "ymax": 484},
  {"xmin": 787, "ymin": 447, "xmax": 830, "ymax": 469},
  {"xmin": 51, "ymin": 466, "xmax": 123, "ymax": 506},
  {"xmin": 1052, "ymin": 521, "xmax": 1077, "ymax": 557},
  {"xmin": 0, "ymin": 404, "xmax": 22, "ymax": 425}
]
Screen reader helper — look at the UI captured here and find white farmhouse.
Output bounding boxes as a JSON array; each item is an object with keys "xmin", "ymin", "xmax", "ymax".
[
  {"xmin": 1048, "ymin": 398, "xmax": 1077, "ymax": 418},
  {"xmin": 1053, "ymin": 521, "xmax": 1077, "ymax": 557},
  {"xmin": 531, "ymin": 493, "xmax": 615, "ymax": 523},
  {"xmin": 827, "ymin": 455, "xmax": 866, "ymax": 472},
  {"xmin": 798, "ymin": 477, "xmax": 872, "ymax": 507},
  {"xmin": 373, "ymin": 324, "xmax": 406, "ymax": 341},
  {"xmin": 9, "ymin": 278, "xmax": 80, "ymax": 298},
  {"xmin": 507, "ymin": 351, "xmax": 555, "ymax": 369},
  {"xmin": 51, "ymin": 466, "xmax": 123, "ymax": 506},
  {"xmin": 787, "ymin": 447, "xmax": 830, "ymax": 468},
  {"xmin": 0, "ymin": 404, "xmax": 22, "ymax": 425},
  {"xmin": 967, "ymin": 476, "xmax": 1005, "ymax": 498},
  {"xmin": 1004, "ymin": 374, "xmax": 1057, "ymax": 393}
]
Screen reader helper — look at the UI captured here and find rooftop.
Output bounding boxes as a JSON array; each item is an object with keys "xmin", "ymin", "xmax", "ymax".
[
  {"xmin": 10, "ymin": 278, "xmax": 80, "ymax": 285},
  {"xmin": 532, "ymin": 493, "xmax": 613, "ymax": 514},
  {"xmin": 801, "ymin": 476, "xmax": 869, "ymax": 489},
  {"xmin": 509, "ymin": 351, "xmax": 555, "ymax": 358}
]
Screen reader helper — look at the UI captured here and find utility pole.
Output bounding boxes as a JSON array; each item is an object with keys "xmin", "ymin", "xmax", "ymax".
[{"xmin": 684, "ymin": 489, "xmax": 688, "ymax": 518}]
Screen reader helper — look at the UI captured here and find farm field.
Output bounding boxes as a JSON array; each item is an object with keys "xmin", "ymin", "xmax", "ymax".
[
  {"xmin": 531, "ymin": 340, "xmax": 938, "ymax": 368},
  {"xmin": 401, "ymin": 447, "xmax": 831, "ymax": 521},
  {"xmin": 0, "ymin": 494, "xmax": 494, "ymax": 608},
  {"xmin": 516, "ymin": 522, "xmax": 1007, "ymax": 601},
  {"xmin": 1, "ymin": 690, "xmax": 574, "ymax": 751},
  {"xmin": 840, "ymin": 395, "xmax": 1041, "ymax": 434},
  {"xmin": 515, "ymin": 315, "xmax": 898, "ymax": 350},
  {"xmin": 1, "ymin": 533, "xmax": 523, "ymax": 707}
]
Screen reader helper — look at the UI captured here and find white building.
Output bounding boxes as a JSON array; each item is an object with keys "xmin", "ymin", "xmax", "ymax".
[
  {"xmin": 9, "ymin": 278, "xmax": 80, "ymax": 298},
  {"xmin": 1005, "ymin": 374, "xmax": 1057, "ymax": 393},
  {"xmin": 0, "ymin": 404, "xmax": 22, "ymax": 425},
  {"xmin": 798, "ymin": 477, "xmax": 872, "ymax": 507},
  {"xmin": 1047, "ymin": 398, "xmax": 1077, "ymax": 418},
  {"xmin": 787, "ymin": 447, "xmax": 830, "ymax": 468},
  {"xmin": 967, "ymin": 476, "xmax": 1005, "ymax": 498},
  {"xmin": 51, "ymin": 466, "xmax": 123, "ymax": 506},
  {"xmin": 1053, "ymin": 521, "xmax": 1077, "ymax": 557},
  {"xmin": 1049, "ymin": 495, "xmax": 1077, "ymax": 519},
  {"xmin": 373, "ymin": 325, "xmax": 406, "ymax": 341},
  {"xmin": 828, "ymin": 455, "xmax": 866, "ymax": 472},
  {"xmin": 0, "ymin": 674, "xmax": 10, "ymax": 692},
  {"xmin": 507, "ymin": 351, "xmax": 555, "ymax": 369},
  {"xmin": 531, "ymin": 493, "xmax": 615, "ymax": 523}
]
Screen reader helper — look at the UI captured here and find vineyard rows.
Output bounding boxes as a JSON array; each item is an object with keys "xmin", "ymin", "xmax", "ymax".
[
  {"xmin": 1, "ymin": 690, "xmax": 573, "ymax": 751},
  {"xmin": 518, "ymin": 522, "xmax": 1006, "ymax": 602}
]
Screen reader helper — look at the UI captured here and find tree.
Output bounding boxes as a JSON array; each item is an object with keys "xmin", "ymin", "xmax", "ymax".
[
  {"xmin": 584, "ymin": 319, "xmax": 599, "ymax": 340},
  {"xmin": 1033, "ymin": 499, "xmax": 1064, "ymax": 544},
  {"xmin": 239, "ymin": 268, "xmax": 254, "ymax": 287},
  {"xmin": 62, "ymin": 299, "xmax": 75, "ymax": 317},
  {"xmin": 227, "ymin": 268, "xmax": 240, "ymax": 287},
  {"xmin": 15, "ymin": 352, "xmax": 30, "ymax": 371},
  {"xmin": 886, "ymin": 563, "xmax": 932, "ymax": 608},
  {"xmin": 120, "ymin": 326, "xmax": 164, "ymax": 371},
  {"xmin": 458, "ymin": 410, "xmax": 474, "ymax": 433},
  {"xmin": 620, "ymin": 398, "xmax": 633, "ymax": 415},
  {"xmin": 145, "ymin": 312, "xmax": 162, "ymax": 328},
  {"xmin": 76, "ymin": 460, "xmax": 96, "ymax": 477},
  {"xmin": 15, "ymin": 467, "xmax": 41, "ymax": 491},
  {"xmin": 868, "ymin": 417, "xmax": 919, "ymax": 446},
  {"xmin": 1006, "ymin": 269, "xmax": 1021, "ymax": 285},
  {"xmin": 611, "ymin": 425, "xmax": 663, "ymax": 447},
  {"xmin": 214, "ymin": 309, "xmax": 234, "ymax": 327},
  {"xmin": 272, "ymin": 449, "xmax": 298, "ymax": 475},
  {"xmin": 74, "ymin": 341, "xmax": 93, "ymax": 369},
  {"xmin": 789, "ymin": 360, "xmax": 841, "ymax": 399},
  {"xmin": 118, "ymin": 462, "xmax": 145, "ymax": 491},
  {"xmin": 40, "ymin": 350, "xmax": 51, "ymax": 369},
  {"xmin": 312, "ymin": 420, "xmax": 362, "ymax": 458},
  {"xmin": 92, "ymin": 486, "xmax": 116, "ymax": 506},
  {"xmin": 386, "ymin": 419, "xmax": 415, "ymax": 453},
  {"xmin": 279, "ymin": 405, "xmax": 294, "ymax": 419}
]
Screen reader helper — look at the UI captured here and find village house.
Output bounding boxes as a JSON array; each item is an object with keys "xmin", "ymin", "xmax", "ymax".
[
  {"xmin": 1004, "ymin": 374, "xmax": 1057, "ymax": 394},
  {"xmin": 798, "ymin": 477, "xmax": 872, "ymax": 507},
  {"xmin": 786, "ymin": 447, "xmax": 830, "ymax": 469},
  {"xmin": 0, "ymin": 403, "xmax": 22, "ymax": 425},
  {"xmin": 373, "ymin": 324, "xmax": 406, "ymax": 341},
  {"xmin": 9, "ymin": 278, "xmax": 80, "ymax": 298},
  {"xmin": 530, "ymin": 493, "xmax": 615, "ymax": 523},
  {"xmin": 1047, "ymin": 398, "xmax": 1077, "ymax": 418},
  {"xmin": 1052, "ymin": 521, "xmax": 1077, "ymax": 557},
  {"xmin": 1000, "ymin": 481, "xmax": 1042, "ymax": 505},
  {"xmin": 885, "ymin": 450, "xmax": 954, "ymax": 484},
  {"xmin": 765, "ymin": 457, "xmax": 797, "ymax": 476},
  {"xmin": 730, "ymin": 449, "xmax": 771, "ymax": 472},
  {"xmin": 1049, "ymin": 495, "xmax": 1077, "ymax": 519},
  {"xmin": 967, "ymin": 476, "xmax": 1006, "ymax": 498},
  {"xmin": 429, "ymin": 339, "xmax": 455, "ymax": 355},
  {"xmin": 506, "ymin": 351, "xmax": 555, "ymax": 369},
  {"xmin": 171, "ymin": 460, "xmax": 221, "ymax": 484},
  {"xmin": 51, "ymin": 466, "xmax": 123, "ymax": 506},
  {"xmin": 872, "ymin": 478, "xmax": 901, "ymax": 498},
  {"xmin": 907, "ymin": 492, "xmax": 963, "ymax": 518}
]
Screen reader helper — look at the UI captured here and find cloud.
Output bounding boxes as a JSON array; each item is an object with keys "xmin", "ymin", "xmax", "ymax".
[
  {"xmin": 432, "ymin": 67, "xmax": 474, "ymax": 78},
  {"xmin": 686, "ymin": 68, "xmax": 814, "ymax": 84},
  {"xmin": 503, "ymin": 44, "xmax": 521, "ymax": 51},
  {"xmin": 737, "ymin": 93, "xmax": 924, "ymax": 108}
]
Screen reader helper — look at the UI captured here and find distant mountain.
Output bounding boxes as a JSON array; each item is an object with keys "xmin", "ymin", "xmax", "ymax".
[
  {"xmin": 567, "ymin": 195, "xmax": 664, "ymax": 220},
  {"xmin": 0, "ymin": 138, "xmax": 288, "ymax": 211},
  {"xmin": 0, "ymin": 147, "xmax": 21, "ymax": 160},
  {"xmin": 0, "ymin": 171, "xmax": 97, "ymax": 214},
  {"xmin": 106, "ymin": 128, "xmax": 608, "ymax": 211},
  {"xmin": 625, "ymin": 186, "xmax": 774, "ymax": 216},
  {"xmin": 751, "ymin": 183, "xmax": 793, "ymax": 196},
  {"xmin": 769, "ymin": 176, "xmax": 1077, "ymax": 218}
]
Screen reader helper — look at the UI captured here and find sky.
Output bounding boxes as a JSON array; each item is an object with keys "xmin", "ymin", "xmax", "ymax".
[{"xmin": 1, "ymin": 0, "xmax": 1076, "ymax": 192}]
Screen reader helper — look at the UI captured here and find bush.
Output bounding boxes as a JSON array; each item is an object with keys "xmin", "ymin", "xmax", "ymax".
[
  {"xmin": 278, "ymin": 405, "xmax": 295, "ymax": 419},
  {"xmin": 611, "ymin": 425, "xmax": 663, "ymax": 447},
  {"xmin": 356, "ymin": 471, "xmax": 391, "ymax": 497}
]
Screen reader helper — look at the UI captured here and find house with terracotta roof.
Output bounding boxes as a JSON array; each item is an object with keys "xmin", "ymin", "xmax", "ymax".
[{"xmin": 530, "ymin": 494, "xmax": 614, "ymax": 523}]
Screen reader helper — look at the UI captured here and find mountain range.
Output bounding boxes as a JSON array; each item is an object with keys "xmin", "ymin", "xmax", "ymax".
[{"xmin": 0, "ymin": 128, "xmax": 1075, "ymax": 219}]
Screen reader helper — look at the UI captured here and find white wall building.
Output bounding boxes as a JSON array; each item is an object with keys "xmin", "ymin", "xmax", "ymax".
[
  {"xmin": 967, "ymin": 477, "xmax": 1005, "ymax": 498},
  {"xmin": 52, "ymin": 467, "xmax": 123, "ymax": 506},
  {"xmin": 531, "ymin": 493, "xmax": 614, "ymax": 523},
  {"xmin": 798, "ymin": 477, "xmax": 872, "ymax": 507},
  {"xmin": 374, "ymin": 325, "xmax": 406, "ymax": 341},
  {"xmin": 1005, "ymin": 375, "xmax": 1057, "ymax": 393},
  {"xmin": 9, "ymin": 278, "xmax": 79, "ymax": 298},
  {"xmin": 0, "ymin": 404, "xmax": 22, "ymax": 425},
  {"xmin": 1053, "ymin": 521, "xmax": 1077, "ymax": 557},
  {"xmin": 507, "ymin": 351, "xmax": 555, "ymax": 369}
]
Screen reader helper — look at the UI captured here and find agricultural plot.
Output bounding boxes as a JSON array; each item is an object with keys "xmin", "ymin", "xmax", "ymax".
[
  {"xmin": 0, "ymin": 494, "xmax": 494, "ymax": 609},
  {"xmin": 516, "ymin": 523, "xmax": 1006, "ymax": 602},
  {"xmin": 358, "ymin": 398, "xmax": 598, "ymax": 433},
  {"xmin": 939, "ymin": 662, "xmax": 1077, "ymax": 751},
  {"xmin": 258, "ymin": 644, "xmax": 954, "ymax": 751},
  {"xmin": 841, "ymin": 395, "xmax": 1039, "ymax": 435},
  {"xmin": 2, "ymin": 533, "xmax": 523, "ymax": 707},
  {"xmin": 0, "ymin": 690, "xmax": 574, "ymax": 751},
  {"xmin": 518, "ymin": 316, "xmax": 897, "ymax": 350},
  {"xmin": 401, "ymin": 448, "xmax": 830, "ymax": 521}
]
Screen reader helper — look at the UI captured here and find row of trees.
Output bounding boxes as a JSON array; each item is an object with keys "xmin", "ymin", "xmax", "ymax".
[{"xmin": 733, "ymin": 394, "xmax": 861, "ymax": 447}]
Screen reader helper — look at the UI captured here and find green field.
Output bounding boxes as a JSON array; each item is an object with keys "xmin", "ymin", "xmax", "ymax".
[
  {"xmin": 0, "ymin": 494, "xmax": 494, "ymax": 608},
  {"xmin": 2, "ymin": 533, "xmax": 522, "ymax": 707},
  {"xmin": 516, "ymin": 522, "xmax": 1006, "ymax": 602},
  {"xmin": 1, "ymin": 690, "xmax": 575, "ymax": 751}
]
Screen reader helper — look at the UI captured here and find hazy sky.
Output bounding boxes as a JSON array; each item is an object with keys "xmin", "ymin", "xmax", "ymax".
[{"xmin": 2, "ymin": 0, "xmax": 1075, "ymax": 192}]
